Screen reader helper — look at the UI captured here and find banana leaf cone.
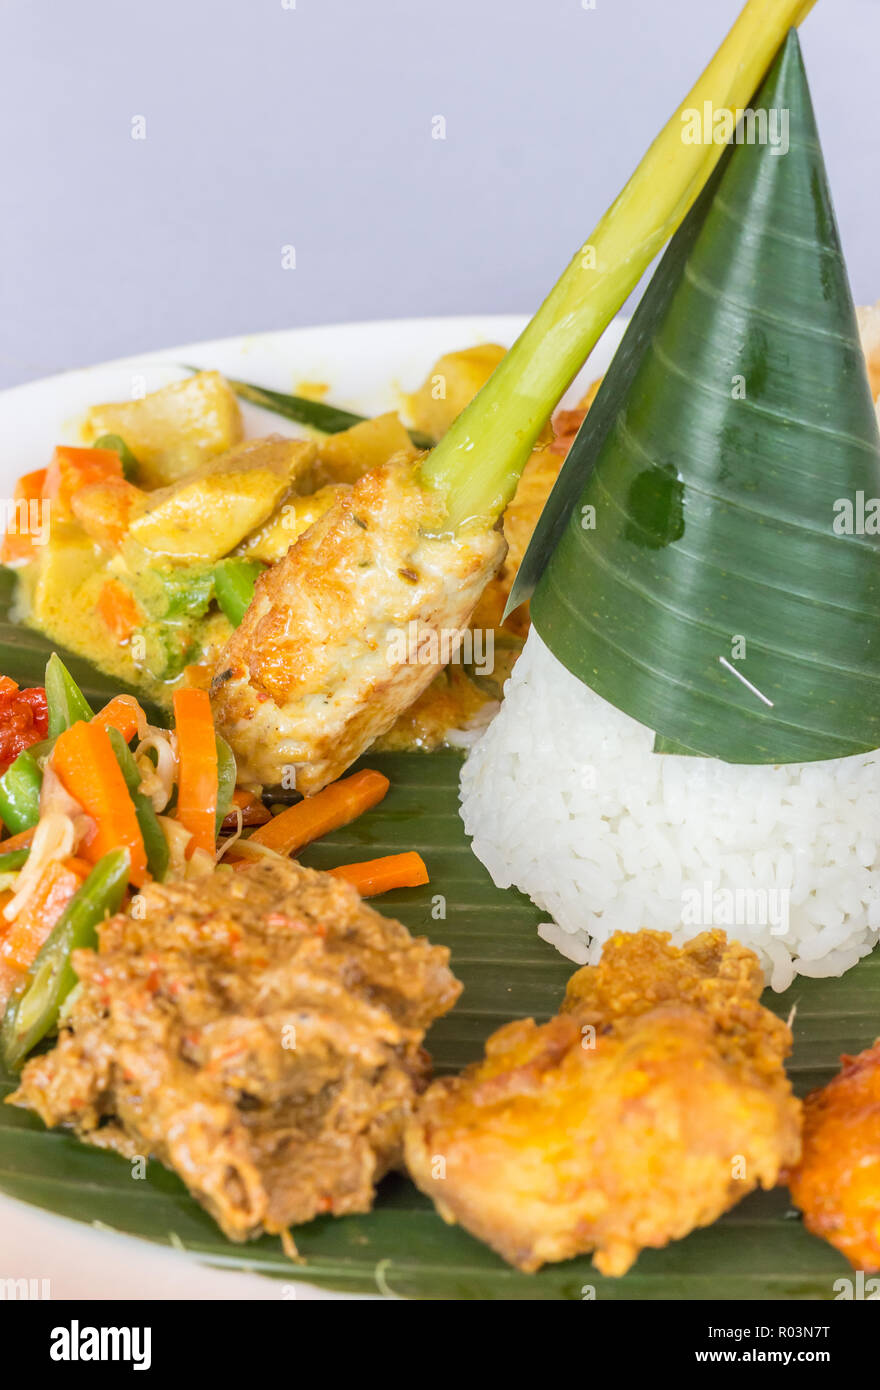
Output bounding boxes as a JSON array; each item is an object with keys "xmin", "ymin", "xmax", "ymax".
[{"xmin": 516, "ymin": 30, "xmax": 880, "ymax": 764}]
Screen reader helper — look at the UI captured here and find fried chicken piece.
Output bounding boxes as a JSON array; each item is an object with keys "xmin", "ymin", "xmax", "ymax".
[
  {"xmin": 210, "ymin": 458, "xmax": 505, "ymax": 791},
  {"xmin": 788, "ymin": 1041, "xmax": 880, "ymax": 1271},
  {"xmin": 9, "ymin": 858, "xmax": 460, "ymax": 1243},
  {"xmin": 405, "ymin": 930, "xmax": 801, "ymax": 1275},
  {"xmin": 469, "ymin": 445, "xmax": 564, "ymax": 641},
  {"xmin": 548, "ymin": 377, "xmax": 602, "ymax": 457},
  {"xmin": 857, "ymin": 301, "xmax": 880, "ymax": 407}
]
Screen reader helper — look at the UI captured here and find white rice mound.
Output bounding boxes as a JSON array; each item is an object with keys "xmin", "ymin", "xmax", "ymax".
[{"xmin": 459, "ymin": 628, "xmax": 880, "ymax": 991}]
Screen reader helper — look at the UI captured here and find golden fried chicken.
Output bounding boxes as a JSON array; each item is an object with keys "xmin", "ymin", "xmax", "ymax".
[
  {"xmin": 211, "ymin": 458, "xmax": 505, "ymax": 791},
  {"xmin": 405, "ymin": 930, "xmax": 801, "ymax": 1276},
  {"xmin": 788, "ymin": 1041, "xmax": 880, "ymax": 1271},
  {"xmin": 10, "ymin": 858, "xmax": 460, "ymax": 1244}
]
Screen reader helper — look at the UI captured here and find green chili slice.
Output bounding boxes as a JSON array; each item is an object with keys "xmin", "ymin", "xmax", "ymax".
[
  {"xmin": 214, "ymin": 558, "xmax": 265, "ymax": 627},
  {"xmin": 1, "ymin": 848, "xmax": 130, "ymax": 1070},
  {"xmin": 107, "ymin": 727, "xmax": 169, "ymax": 883},
  {"xmin": 45, "ymin": 654, "xmax": 92, "ymax": 739},
  {"xmin": 0, "ymin": 749, "xmax": 42, "ymax": 834},
  {"xmin": 92, "ymin": 433, "xmax": 141, "ymax": 483}
]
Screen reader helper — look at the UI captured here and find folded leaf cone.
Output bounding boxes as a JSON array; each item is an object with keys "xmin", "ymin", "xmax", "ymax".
[{"xmin": 520, "ymin": 31, "xmax": 880, "ymax": 764}]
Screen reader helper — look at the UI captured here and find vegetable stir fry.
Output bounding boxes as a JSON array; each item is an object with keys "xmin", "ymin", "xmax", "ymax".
[{"xmin": 0, "ymin": 655, "xmax": 425, "ymax": 1072}]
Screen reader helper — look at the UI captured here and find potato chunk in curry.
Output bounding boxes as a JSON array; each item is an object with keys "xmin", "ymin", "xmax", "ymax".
[
  {"xmin": 85, "ymin": 371, "xmax": 243, "ymax": 488},
  {"xmin": 128, "ymin": 436, "xmax": 315, "ymax": 562},
  {"xmin": 403, "ymin": 343, "xmax": 506, "ymax": 439}
]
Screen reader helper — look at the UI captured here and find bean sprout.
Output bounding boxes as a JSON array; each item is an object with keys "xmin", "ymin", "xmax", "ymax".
[
  {"xmin": 215, "ymin": 807, "xmax": 244, "ymax": 862},
  {"xmin": 4, "ymin": 812, "xmax": 77, "ymax": 922},
  {"xmin": 135, "ymin": 730, "xmax": 178, "ymax": 812},
  {"xmin": 222, "ymin": 837, "xmax": 287, "ymax": 865}
]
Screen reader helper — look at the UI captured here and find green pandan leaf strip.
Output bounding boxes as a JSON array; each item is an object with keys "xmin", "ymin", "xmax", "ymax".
[
  {"xmin": 184, "ymin": 372, "xmax": 435, "ymax": 452},
  {"xmin": 421, "ymin": 0, "xmax": 818, "ymax": 539}
]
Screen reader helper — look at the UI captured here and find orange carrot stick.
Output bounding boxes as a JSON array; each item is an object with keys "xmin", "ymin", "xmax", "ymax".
[
  {"xmin": 43, "ymin": 445, "xmax": 122, "ymax": 515},
  {"xmin": 52, "ymin": 721, "xmax": 147, "ymax": 885},
  {"xmin": 93, "ymin": 693, "xmax": 143, "ymax": 742},
  {"xmin": 0, "ymin": 857, "xmax": 89, "ymax": 1009},
  {"xmin": 0, "ymin": 825, "xmax": 36, "ymax": 853},
  {"xmin": 328, "ymin": 851, "xmax": 429, "ymax": 897},
  {"xmin": 248, "ymin": 770, "xmax": 390, "ymax": 858},
  {"xmin": 173, "ymin": 688, "xmax": 218, "ymax": 857}
]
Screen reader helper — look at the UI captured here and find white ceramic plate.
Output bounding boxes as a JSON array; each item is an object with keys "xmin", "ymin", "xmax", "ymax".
[{"xmin": 0, "ymin": 313, "xmax": 626, "ymax": 1300}]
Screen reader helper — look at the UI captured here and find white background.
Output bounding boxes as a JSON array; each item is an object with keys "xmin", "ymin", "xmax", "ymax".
[{"xmin": 1, "ymin": 0, "xmax": 877, "ymax": 389}]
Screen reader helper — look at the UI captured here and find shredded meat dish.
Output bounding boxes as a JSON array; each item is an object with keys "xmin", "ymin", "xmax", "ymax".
[{"xmin": 9, "ymin": 858, "xmax": 460, "ymax": 1243}]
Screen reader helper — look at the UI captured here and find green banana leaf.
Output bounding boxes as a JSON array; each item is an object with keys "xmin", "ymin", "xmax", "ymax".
[
  {"xmin": 521, "ymin": 32, "xmax": 880, "ymax": 765},
  {"xmin": 0, "ymin": 574, "xmax": 871, "ymax": 1298}
]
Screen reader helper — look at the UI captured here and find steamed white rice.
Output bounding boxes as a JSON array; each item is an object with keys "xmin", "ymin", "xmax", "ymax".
[{"xmin": 460, "ymin": 629, "xmax": 880, "ymax": 991}]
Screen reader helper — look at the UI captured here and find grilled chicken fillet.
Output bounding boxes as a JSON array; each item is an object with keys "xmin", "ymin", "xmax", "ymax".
[{"xmin": 211, "ymin": 459, "xmax": 506, "ymax": 791}]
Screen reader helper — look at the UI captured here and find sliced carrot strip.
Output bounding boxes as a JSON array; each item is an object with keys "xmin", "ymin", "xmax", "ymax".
[
  {"xmin": 0, "ymin": 825, "xmax": 36, "ymax": 853},
  {"xmin": 1, "ymin": 469, "xmax": 48, "ymax": 566},
  {"xmin": 173, "ymin": 688, "xmax": 218, "ymax": 857},
  {"xmin": 0, "ymin": 857, "xmax": 88, "ymax": 1007},
  {"xmin": 93, "ymin": 693, "xmax": 143, "ymax": 742},
  {"xmin": 52, "ymin": 720, "xmax": 147, "ymax": 885},
  {"xmin": 249, "ymin": 769, "xmax": 390, "ymax": 858},
  {"xmin": 328, "ymin": 851, "xmax": 429, "ymax": 897}
]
